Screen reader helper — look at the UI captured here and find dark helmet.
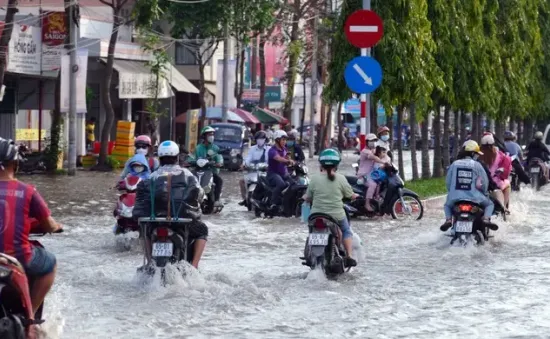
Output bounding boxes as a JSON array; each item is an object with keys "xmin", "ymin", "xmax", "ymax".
[
  {"xmin": 504, "ymin": 131, "xmax": 516, "ymax": 140},
  {"xmin": 254, "ymin": 131, "xmax": 267, "ymax": 140},
  {"xmin": 0, "ymin": 138, "xmax": 19, "ymax": 167}
]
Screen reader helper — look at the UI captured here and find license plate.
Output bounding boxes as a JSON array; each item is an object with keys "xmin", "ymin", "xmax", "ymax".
[
  {"xmin": 454, "ymin": 221, "xmax": 473, "ymax": 233},
  {"xmin": 308, "ymin": 233, "xmax": 329, "ymax": 246},
  {"xmin": 152, "ymin": 242, "xmax": 173, "ymax": 257},
  {"xmin": 531, "ymin": 167, "xmax": 540, "ymax": 173}
]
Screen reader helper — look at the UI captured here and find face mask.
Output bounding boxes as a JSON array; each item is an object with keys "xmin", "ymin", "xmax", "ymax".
[
  {"xmin": 380, "ymin": 135, "xmax": 390, "ymax": 142},
  {"xmin": 207, "ymin": 136, "xmax": 214, "ymax": 143},
  {"xmin": 136, "ymin": 148, "xmax": 148, "ymax": 155},
  {"xmin": 132, "ymin": 165, "xmax": 145, "ymax": 173},
  {"xmin": 256, "ymin": 139, "xmax": 265, "ymax": 147},
  {"xmin": 368, "ymin": 141, "xmax": 376, "ymax": 149},
  {"xmin": 287, "ymin": 141, "xmax": 295, "ymax": 147}
]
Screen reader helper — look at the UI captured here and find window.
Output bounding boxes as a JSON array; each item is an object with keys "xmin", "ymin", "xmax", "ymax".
[{"xmin": 175, "ymin": 42, "xmax": 199, "ymax": 65}]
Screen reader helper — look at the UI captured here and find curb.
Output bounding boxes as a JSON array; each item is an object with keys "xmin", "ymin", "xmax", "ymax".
[{"xmin": 421, "ymin": 194, "xmax": 446, "ymax": 210}]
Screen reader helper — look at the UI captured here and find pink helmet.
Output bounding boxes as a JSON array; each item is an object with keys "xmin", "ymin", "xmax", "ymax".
[
  {"xmin": 135, "ymin": 135, "xmax": 152, "ymax": 146},
  {"xmin": 377, "ymin": 126, "xmax": 390, "ymax": 135}
]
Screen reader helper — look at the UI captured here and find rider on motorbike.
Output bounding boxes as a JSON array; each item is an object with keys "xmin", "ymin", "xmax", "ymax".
[
  {"xmin": 137, "ymin": 140, "xmax": 207, "ymax": 269},
  {"xmin": 357, "ymin": 133, "xmax": 390, "ymax": 212},
  {"xmin": 304, "ymin": 149, "xmax": 358, "ymax": 267},
  {"xmin": 504, "ymin": 131, "xmax": 523, "ymax": 160},
  {"xmin": 191, "ymin": 126, "xmax": 224, "ymax": 207},
  {"xmin": 120, "ymin": 135, "xmax": 159, "ymax": 179},
  {"xmin": 377, "ymin": 126, "xmax": 392, "ymax": 160},
  {"xmin": 124, "ymin": 153, "xmax": 151, "ymax": 180},
  {"xmin": 0, "ymin": 137, "xmax": 63, "ymax": 315},
  {"xmin": 526, "ymin": 131, "xmax": 550, "ymax": 163},
  {"xmin": 267, "ymin": 130, "xmax": 295, "ymax": 212},
  {"xmin": 440, "ymin": 140, "xmax": 498, "ymax": 232},
  {"xmin": 238, "ymin": 131, "xmax": 270, "ymax": 206},
  {"xmin": 286, "ymin": 130, "xmax": 305, "ymax": 163}
]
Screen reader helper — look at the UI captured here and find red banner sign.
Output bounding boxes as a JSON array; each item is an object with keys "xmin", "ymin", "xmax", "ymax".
[{"xmin": 42, "ymin": 12, "xmax": 66, "ymax": 46}]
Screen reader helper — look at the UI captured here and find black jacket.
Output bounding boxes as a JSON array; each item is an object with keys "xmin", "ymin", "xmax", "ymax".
[{"xmin": 526, "ymin": 140, "xmax": 550, "ymax": 162}]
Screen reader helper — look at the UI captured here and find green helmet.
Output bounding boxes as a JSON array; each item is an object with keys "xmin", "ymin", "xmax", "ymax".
[
  {"xmin": 201, "ymin": 126, "xmax": 215, "ymax": 136},
  {"xmin": 319, "ymin": 148, "xmax": 341, "ymax": 166}
]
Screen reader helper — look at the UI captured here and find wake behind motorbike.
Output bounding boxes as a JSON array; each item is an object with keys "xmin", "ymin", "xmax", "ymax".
[
  {"xmin": 345, "ymin": 163, "xmax": 424, "ymax": 220},
  {"xmin": 446, "ymin": 201, "xmax": 498, "ymax": 246},
  {"xmin": 0, "ymin": 230, "xmax": 61, "ymax": 339},
  {"xmin": 190, "ymin": 159, "xmax": 223, "ymax": 214},
  {"xmin": 243, "ymin": 163, "xmax": 268, "ymax": 211},
  {"xmin": 113, "ymin": 175, "xmax": 142, "ymax": 235},
  {"xmin": 251, "ymin": 163, "xmax": 309, "ymax": 218},
  {"xmin": 301, "ymin": 212, "xmax": 353, "ymax": 278}
]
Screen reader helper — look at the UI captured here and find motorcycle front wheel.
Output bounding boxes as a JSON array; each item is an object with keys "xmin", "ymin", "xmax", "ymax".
[{"xmin": 391, "ymin": 193, "xmax": 424, "ymax": 220}]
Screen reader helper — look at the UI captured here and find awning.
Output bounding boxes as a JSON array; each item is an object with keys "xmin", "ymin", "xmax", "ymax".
[
  {"xmin": 101, "ymin": 59, "xmax": 199, "ymax": 99},
  {"xmin": 252, "ymin": 107, "xmax": 289, "ymax": 124},
  {"xmin": 232, "ymin": 108, "xmax": 260, "ymax": 124},
  {"xmin": 175, "ymin": 107, "xmax": 244, "ymax": 124}
]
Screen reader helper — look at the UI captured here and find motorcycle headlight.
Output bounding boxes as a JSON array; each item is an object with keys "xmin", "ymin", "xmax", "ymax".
[{"xmin": 230, "ymin": 149, "xmax": 241, "ymax": 156}]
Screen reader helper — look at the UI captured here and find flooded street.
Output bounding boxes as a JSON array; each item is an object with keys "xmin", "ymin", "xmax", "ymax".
[{"xmin": 21, "ymin": 155, "xmax": 550, "ymax": 339}]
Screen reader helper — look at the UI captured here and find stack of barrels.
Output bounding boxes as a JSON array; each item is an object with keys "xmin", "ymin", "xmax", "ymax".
[{"xmin": 111, "ymin": 120, "xmax": 136, "ymax": 166}]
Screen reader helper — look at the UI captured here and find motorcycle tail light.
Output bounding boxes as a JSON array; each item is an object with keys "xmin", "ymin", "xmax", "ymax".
[
  {"xmin": 154, "ymin": 228, "xmax": 173, "ymax": 237},
  {"xmin": 314, "ymin": 219, "xmax": 326, "ymax": 230},
  {"xmin": 458, "ymin": 204, "xmax": 472, "ymax": 212}
]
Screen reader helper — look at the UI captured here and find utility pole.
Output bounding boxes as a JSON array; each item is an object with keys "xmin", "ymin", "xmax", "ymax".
[
  {"xmin": 68, "ymin": 1, "xmax": 78, "ymax": 175},
  {"xmin": 222, "ymin": 24, "xmax": 229, "ymax": 122},
  {"xmin": 363, "ymin": 0, "xmax": 371, "ymax": 137},
  {"xmin": 308, "ymin": 5, "xmax": 318, "ymax": 159}
]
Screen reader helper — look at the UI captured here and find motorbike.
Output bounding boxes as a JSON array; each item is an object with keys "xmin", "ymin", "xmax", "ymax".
[
  {"xmin": 527, "ymin": 157, "xmax": 547, "ymax": 191},
  {"xmin": 251, "ymin": 163, "xmax": 309, "ymax": 218},
  {"xmin": 17, "ymin": 144, "xmax": 47, "ymax": 174},
  {"xmin": 0, "ymin": 230, "xmax": 61, "ymax": 339},
  {"xmin": 301, "ymin": 212, "xmax": 352, "ymax": 278},
  {"xmin": 445, "ymin": 201, "xmax": 499, "ymax": 246},
  {"xmin": 113, "ymin": 175, "xmax": 142, "ymax": 235},
  {"xmin": 344, "ymin": 163, "xmax": 424, "ymax": 220},
  {"xmin": 190, "ymin": 159, "xmax": 223, "ymax": 214},
  {"xmin": 137, "ymin": 216, "xmax": 200, "ymax": 284},
  {"xmin": 243, "ymin": 163, "xmax": 268, "ymax": 211}
]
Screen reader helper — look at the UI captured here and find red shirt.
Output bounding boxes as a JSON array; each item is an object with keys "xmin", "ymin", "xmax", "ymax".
[{"xmin": 0, "ymin": 180, "xmax": 51, "ymax": 263}]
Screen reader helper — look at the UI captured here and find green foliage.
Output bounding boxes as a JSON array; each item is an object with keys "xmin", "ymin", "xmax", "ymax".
[
  {"xmin": 106, "ymin": 155, "xmax": 121, "ymax": 170},
  {"xmin": 230, "ymin": 0, "xmax": 278, "ymax": 44},
  {"xmin": 43, "ymin": 114, "xmax": 64, "ymax": 172},
  {"xmin": 140, "ymin": 31, "xmax": 170, "ymax": 118}
]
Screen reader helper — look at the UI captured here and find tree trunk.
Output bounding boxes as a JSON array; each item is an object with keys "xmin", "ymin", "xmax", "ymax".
[
  {"xmin": 0, "ymin": 0, "xmax": 18, "ymax": 85},
  {"xmin": 236, "ymin": 44, "xmax": 245, "ymax": 108},
  {"xmin": 370, "ymin": 99, "xmax": 377, "ymax": 133},
  {"xmin": 476, "ymin": 113, "xmax": 483, "ymax": 140},
  {"xmin": 397, "ymin": 105, "xmax": 405, "ymax": 180},
  {"xmin": 432, "ymin": 107, "xmax": 442, "ymax": 177},
  {"xmin": 324, "ymin": 103, "xmax": 332, "ymax": 149},
  {"xmin": 337, "ymin": 101, "xmax": 343, "ymax": 151},
  {"xmin": 386, "ymin": 110, "xmax": 393, "ymax": 150},
  {"xmin": 282, "ymin": 8, "xmax": 301, "ymax": 121},
  {"xmin": 251, "ymin": 37, "xmax": 257, "ymax": 88},
  {"xmin": 198, "ymin": 64, "xmax": 207, "ymax": 134},
  {"xmin": 471, "ymin": 112, "xmax": 479, "ymax": 143},
  {"xmin": 494, "ymin": 119, "xmax": 504, "ymax": 141},
  {"xmin": 523, "ymin": 118, "xmax": 533, "ymax": 145},
  {"xmin": 421, "ymin": 114, "xmax": 431, "ymax": 179},
  {"xmin": 258, "ymin": 35, "xmax": 267, "ymax": 108},
  {"xmin": 508, "ymin": 118, "xmax": 515, "ymax": 132},
  {"xmin": 459, "ymin": 111, "xmax": 467, "ymax": 146},
  {"xmin": 443, "ymin": 105, "xmax": 451, "ymax": 169},
  {"xmin": 97, "ymin": 13, "xmax": 121, "ymax": 168},
  {"xmin": 409, "ymin": 103, "xmax": 419, "ymax": 180},
  {"xmin": 453, "ymin": 109, "xmax": 460, "ymax": 159},
  {"xmin": 516, "ymin": 117, "xmax": 523, "ymax": 142},
  {"xmin": 318, "ymin": 103, "xmax": 326, "ymax": 151},
  {"xmin": 234, "ymin": 40, "xmax": 240, "ymax": 107},
  {"xmin": 299, "ymin": 77, "xmax": 306, "ymax": 142}
]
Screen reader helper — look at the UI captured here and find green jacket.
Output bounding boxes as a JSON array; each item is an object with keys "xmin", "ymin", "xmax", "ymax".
[{"xmin": 189, "ymin": 142, "xmax": 224, "ymax": 174}]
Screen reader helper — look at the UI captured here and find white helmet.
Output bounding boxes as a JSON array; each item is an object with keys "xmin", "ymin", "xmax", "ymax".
[
  {"xmin": 375, "ymin": 140, "xmax": 388, "ymax": 150},
  {"xmin": 158, "ymin": 140, "xmax": 179, "ymax": 157},
  {"xmin": 273, "ymin": 130, "xmax": 288, "ymax": 140},
  {"xmin": 366, "ymin": 133, "xmax": 378, "ymax": 141}
]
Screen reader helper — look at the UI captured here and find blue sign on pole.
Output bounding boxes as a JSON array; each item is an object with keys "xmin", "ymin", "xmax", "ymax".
[{"xmin": 344, "ymin": 56, "xmax": 383, "ymax": 94}]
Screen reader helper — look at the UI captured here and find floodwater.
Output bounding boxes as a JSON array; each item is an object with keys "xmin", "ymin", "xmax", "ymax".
[{"xmin": 20, "ymin": 154, "xmax": 550, "ymax": 339}]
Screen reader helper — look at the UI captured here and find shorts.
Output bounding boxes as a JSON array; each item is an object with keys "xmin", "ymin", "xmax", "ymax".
[
  {"xmin": 339, "ymin": 218, "xmax": 353, "ymax": 240},
  {"xmin": 24, "ymin": 246, "xmax": 57, "ymax": 277}
]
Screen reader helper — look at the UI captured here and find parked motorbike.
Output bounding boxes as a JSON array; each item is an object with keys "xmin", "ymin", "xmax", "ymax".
[
  {"xmin": 113, "ymin": 175, "xmax": 142, "ymax": 235},
  {"xmin": 528, "ymin": 158, "xmax": 547, "ymax": 191},
  {"xmin": 251, "ymin": 163, "xmax": 309, "ymax": 218},
  {"xmin": 445, "ymin": 201, "xmax": 498, "ymax": 246},
  {"xmin": 243, "ymin": 163, "xmax": 268, "ymax": 211},
  {"xmin": 17, "ymin": 144, "xmax": 47, "ymax": 174},
  {"xmin": 138, "ymin": 217, "xmax": 200, "ymax": 284},
  {"xmin": 345, "ymin": 163, "xmax": 424, "ymax": 220},
  {"xmin": 190, "ymin": 159, "xmax": 223, "ymax": 214},
  {"xmin": 0, "ymin": 230, "xmax": 61, "ymax": 339},
  {"xmin": 301, "ymin": 213, "xmax": 352, "ymax": 278}
]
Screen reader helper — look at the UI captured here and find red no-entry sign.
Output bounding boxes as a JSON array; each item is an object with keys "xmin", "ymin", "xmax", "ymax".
[{"xmin": 344, "ymin": 10, "xmax": 384, "ymax": 48}]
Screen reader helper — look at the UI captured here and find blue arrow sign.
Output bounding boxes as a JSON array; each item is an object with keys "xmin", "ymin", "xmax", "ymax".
[{"xmin": 344, "ymin": 56, "xmax": 383, "ymax": 94}]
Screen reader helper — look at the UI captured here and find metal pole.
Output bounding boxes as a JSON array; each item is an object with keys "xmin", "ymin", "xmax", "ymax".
[
  {"xmin": 360, "ymin": 0, "xmax": 371, "ymax": 150},
  {"xmin": 222, "ymin": 24, "xmax": 229, "ymax": 122},
  {"xmin": 68, "ymin": 1, "xmax": 78, "ymax": 175},
  {"xmin": 38, "ymin": 0, "xmax": 43, "ymax": 152},
  {"xmin": 308, "ymin": 6, "xmax": 318, "ymax": 158}
]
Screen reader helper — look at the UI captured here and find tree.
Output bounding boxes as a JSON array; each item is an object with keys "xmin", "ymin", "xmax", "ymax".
[
  {"xmin": 0, "ymin": 0, "xmax": 18, "ymax": 86},
  {"xmin": 420, "ymin": 115, "xmax": 431, "ymax": 178},
  {"xmin": 168, "ymin": 0, "xmax": 226, "ymax": 129}
]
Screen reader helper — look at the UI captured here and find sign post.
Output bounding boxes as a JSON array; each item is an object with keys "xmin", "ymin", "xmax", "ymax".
[{"xmin": 344, "ymin": 7, "xmax": 383, "ymax": 150}]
